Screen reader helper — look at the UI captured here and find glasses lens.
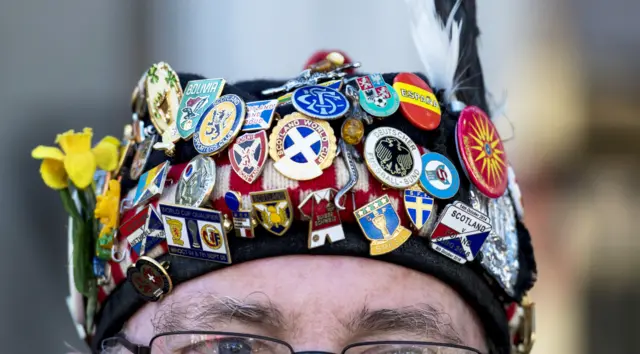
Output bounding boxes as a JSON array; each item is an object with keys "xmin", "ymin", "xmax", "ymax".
[
  {"xmin": 344, "ymin": 343, "xmax": 480, "ymax": 354},
  {"xmin": 151, "ymin": 333, "xmax": 293, "ymax": 354}
]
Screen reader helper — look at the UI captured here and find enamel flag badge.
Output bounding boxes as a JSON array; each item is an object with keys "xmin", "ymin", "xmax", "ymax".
[
  {"xmin": 250, "ymin": 189, "xmax": 293, "ymax": 236},
  {"xmin": 229, "ymin": 131, "xmax": 268, "ymax": 184},
  {"xmin": 193, "ymin": 94, "xmax": 246, "ymax": 156},
  {"xmin": 403, "ymin": 187, "xmax": 435, "ymax": 230},
  {"xmin": 224, "ymin": 191, "xmax": 255, "ymax": 238},
  {"xmin": 430, "ymin": 202, "xmax": 492, "ymax": 264},
  {"xmin": 298, "ymin": 188, "xmax": 345, "ymax": 249},
  {"xmin": 419, "ymin": 152, "xmax": 460, "ymax": 200},
  {"xmin": 159, "ymin": 203, "xmax": 232, "ymax": 264},
  {"xmin": 120, "ymin": 206, "xmax": 166, "ymax": 257},
  {"xmin": 456, "ymin": 106, "xmax": 508, "ymax": 198},
  {"xmin": 177, "ymin": 78, "xmax": 225, "ymax": 139},
  {"xmin": 356, "ymin": 74, "xmax": 399, "ymax": 117},
  {"xmin": 133, "ymin": 161, "xmax": 170, "ymax": 207},
  {"xmin": 393, "ymin": 72, "xmax": 441, "ymax": 130},
  {"xmin": 354, "ymin": 195, "xmax": 412, "ymax": 256},
  {"xmin": 242, "ymin": 99, "xmax": 278, "ymax": 131}
]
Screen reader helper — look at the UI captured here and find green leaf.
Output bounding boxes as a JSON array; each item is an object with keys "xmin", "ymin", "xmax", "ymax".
[
  {"xmin": 59, "ymin": 188, "xmax": 81, "ymax": 220},
  {"xmin": 85, "ymin": 280, "xmax": 98, "ymax": 333},
  {"xmin": 72, "ymin": 218, "xmax": 89, "ymax": 296}
]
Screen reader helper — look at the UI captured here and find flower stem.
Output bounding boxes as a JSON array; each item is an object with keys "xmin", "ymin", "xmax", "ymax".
[{"xmin": 59, "ymin": 188, "xmax": 81, "ymax": 220}]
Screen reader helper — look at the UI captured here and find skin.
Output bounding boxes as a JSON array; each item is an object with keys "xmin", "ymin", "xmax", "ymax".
[{"xmin": 121, "ymin": 255, "xmax": 487, "ymax": 353}]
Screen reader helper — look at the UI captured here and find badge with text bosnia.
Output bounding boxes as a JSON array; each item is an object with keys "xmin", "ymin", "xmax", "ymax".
[
  {"xmin": 193, "ymin": 94, "xmax": 246, "ymax": 156},
  {"xmin": 298, "ymin": 188, "xmax": 345, "ymax": 249},
  {"xmin": 177, "ymin": 78, "xmax": 225, "ymax": 139},
  {"xmin": 229, "ymin": 131, "xmax": 268, "ymax": 184},
  {"xmin": 242, "ymin": 99, "xmax": 278, "ymax": 131},
  {"xmin": 430, "ymin": 202, "xmax": 492, "ymax": 264},
  {"xmin": 393, "ymin": 72, "xmax": 441, "ymax": 130},
  {"xmin": 133, "ymin": 161, "xmax": 170, "ymax": 207},
  {"xmin": 120, "ymin": 205, "xmax": 166, "ymax": 257},
  {"xmin": 159, "ymin": 204, "xmax": 232, "ymax": 264},
  {"xmin": 250, "ymin": 189, "xmax": 293, "ymax": 236},
  {"xmin": 356, "ymin": 74, "xmax": 399, "ymax": 117},
  {"xmin": 269, "ymin": 113, "xmax": 337, "ymax": 181},
  {"xmin": 225, "ymin": 191, "xmax": 255, "ymax": 238},
  {"xmin": 354, "ymin": 195, "xmax": 412, "ymax": 256}
]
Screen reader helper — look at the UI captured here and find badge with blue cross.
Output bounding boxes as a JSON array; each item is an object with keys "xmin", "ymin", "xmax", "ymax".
[
  {"xmin": 403, "ymin": 186, "xmax": 435, "ymax": 232},
  {"xmin": 354, "ymin": 195, "xmax": 412, "ymax": 256}
]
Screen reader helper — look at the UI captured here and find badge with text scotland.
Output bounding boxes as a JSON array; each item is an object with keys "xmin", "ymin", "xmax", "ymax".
[
  {"xmin": 419, "ymin": 152, "xmax": 460, "ymax": 200},
  {"xmin": 193, "ymin": 94, "xmax": 246, "ymax": 156},
  {"xmin": 133, "ymin": 161, "xmax": 170, "ymax": 207},
  {"xmin": 242, "ymin": 99, "xmax": 278, "ymax": 131},
  {"xmin": 298, "ymin": 188, "xmax": 345, "ymax": 249},
  {"xmin": 403, "ymin": 188, "xmax": 435, "ymax": 230},
  {"xmin": 430, "ymin": 204, "xmax": 492, "ymax": 264},
  {"xmin": 277, "ymin": 80, "xmax": 343, "ymax": 106},
  {"xmin": 177, "ymin": 78, "xmax": 226, "ymax": 139},
  {"xmin": 229, "ymin": 131, "xmax": 268, "ymax": 184},
  {"xmin": 356, "ymin": 74, "xmax": 399, "ymax": 117},
  {"xmin": 393, "ymin": 72, "xmax": 441, "ymax": 131},
  {"xmin": 354, "ymin": 195, "xmax": 412, "ymax": 256},
  {"xmin": 363, "ymin": 127, "xmax": 422, "ymax": 189},
  {"xmin": 127, "ymin": 256, "xmax": 173, "ymax": 302},
  {"xmin": 225, "ymin": 191, "xmax": 255, "ymax": 238},
  {"xmin": 292, "ymin": 85, "xmax": 349, "ymax": 120},
  {"xmin": 250, "ymin": 189, "xmax": 293, "ymax": 236},
  {"xmin": 120, "ymin": 206, "xmax": 165, "ymax": 257},
  {"xmin": 159, "ymin": 204, "xmax": 232, "ymax": 264}
]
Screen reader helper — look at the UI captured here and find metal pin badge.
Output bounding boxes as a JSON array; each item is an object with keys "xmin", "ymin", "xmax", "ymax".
[{"xmin": 127, "ymin": 256, "xmax": 172, "ymax": 302}]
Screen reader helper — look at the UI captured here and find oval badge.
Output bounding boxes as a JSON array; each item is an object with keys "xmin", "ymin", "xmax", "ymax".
[
  {"xmin": 292, "ymin": 85, "xmax": 349, "ymax": 120},
  {"xmin": 363, "ymin": 127, "xmax": 422, "ymax": 189},
  {"xmin": 456, "ymin": 106, "xmax": 508, "ymax": 198},
  {"xmin": 145, "ymin": 62, "xmax": 183, "ymax": 139},
  {"xmin": 393, "ymin": 72, "xmax": 441, "ymax": 130},
  {"xmin": 176, "ymin": 155, "xmax": 216, "ymax": 207},
  {"xmin": 193, "ymin": 94, "xmax": 246, "ymax": 156},
  {"xmin": 419, "ymin": 152, "xmax": 460, "ymax": 199},
  {"xmin": 355, "ymin": 74, "xmax": 400, "ymax": 117}
]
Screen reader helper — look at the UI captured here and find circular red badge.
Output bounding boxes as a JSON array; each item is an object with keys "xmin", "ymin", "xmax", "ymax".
[
  {"xmin": 392, "ymin": 72, "xmax": 441, "ymax": 130},
  {"xmin": 456, "ymin": 106, "xmax": 508, "ymax": 198}
]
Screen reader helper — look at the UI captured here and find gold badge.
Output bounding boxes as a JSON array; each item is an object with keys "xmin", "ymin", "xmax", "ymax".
[
  {"xmin": 354, "ymin": 195, "xmax": 412, "ymax": 256},
  {"xmin": 145, "ymin": 62, "xmax": 183, "ymax": 155},
  {"xmin": 250, "ymin": 189, "xmax": 293, "ymax": 236}
]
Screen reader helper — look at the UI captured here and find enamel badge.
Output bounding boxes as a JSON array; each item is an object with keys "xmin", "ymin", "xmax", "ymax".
[
  {"xmin": 225, "ymin": 191, "xmax": 255, "ymax": 238},
  {"xmin": 127, "ymin": 256, "xmax": 173, "ymax": 302},
  {"xmin": 145, "ymin": 62, "xmax": 183, "ymax": 155},
  {"xmin": 129, "ymin": 134, "xmax": 157, "ymax": 180},
  {"xmin": 159, "ymin": 203, "xmax": 232, "ymax": 264},
  {"xmin": 419, "ymin": 152, "xmax": 460, "ymax": 200},
  {"xmin": 120, "ymin": 206, "xmax": 166, "ymax": 257},
  {"xmin": 363, "ymin": 127, "xmax": 422, "ymax": 189},
  {"xmin": 292, "ymin": 85, "xmax": 349, "ymax": 120},
  {"xmin": 193, "ymin": 94, "xmax": 246, "ymax": 156},
  {"xmin": 403, "ymin": 188, "xmax": 435, "ymax": 230},
  {"xmin": 298, "ymin": 188, "xmax": 345, "ymax": 249},
  {"xmin": 430, "ymin": 202, "xmax": 492, "ymax": 264},
  {"xmin": 269, "ymin": 113, "xmax": 337, "ymax": 181},
  {"xmin": 176, "ymin": 155, "xmax": 216, "ymax": 207},
  {"xmin": 229, "ymin": 131, "xmax": 268, "ymax": 184},
  {"xmin": 177, "ymin": 78, "xmax": 225, "ymax": 139},
  {"xmin": 356, "ymin": 74, "xmax": 399, "ymax": 117},
  {"xmin": 354, "ymin": 195, "xmax": 412, "ymax": 255},
  {"xmin": 242, "ymin": 99, "xmax": 278, "ymax": 131},
  {"xmin": 133, "ymin": 161, "xmax": 170, "ymax": 207},
  {"xmin": 393, "ymin": 72, "xmax": 441, "ymax": 130},
  {"xmin": 456, "ymin": 106, "xmax": 508, "ymax": 198},
  {"xmin": 277, "ymin": 80, "xmax": 343, "ymax": 106},
  {"xmin": 250, "ymin": 189, "xmax": 293, "ymax": 236}
]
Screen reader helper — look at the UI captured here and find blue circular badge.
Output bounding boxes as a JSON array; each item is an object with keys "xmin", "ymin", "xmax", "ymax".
[
  {"xmin": 193, "ymin": 94, "xmax": 246, "ymax": 156},
  {"xmin": 419, "ymin": 152, "xmax": 460, "ymax": 199},
  {"xmin": 292, "ymin": 85, "xmax": 349, "ymax": 120},
  {"xmin": 224, "ymin": 191, "xmax": 241, "ymax": 212}
]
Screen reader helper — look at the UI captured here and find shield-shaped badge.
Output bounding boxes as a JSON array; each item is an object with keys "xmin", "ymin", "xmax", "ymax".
[
  {"xmin": 403, "ymin": 188, "xmax": 435, "ymax": 230},
  {"xmin": 354, "ymin": 195, "xmax": 412, "ymax": 256},
  {"xmin": 249, "ymin": 189, "xmax": 293, "ymax": 236},
  {"xmin": 229, "ymin": 131, "xmax": 268, "ymax": 184},
  {"xmin": 133, "ymin": 161, "xmax": 170, "ymax": 207}
]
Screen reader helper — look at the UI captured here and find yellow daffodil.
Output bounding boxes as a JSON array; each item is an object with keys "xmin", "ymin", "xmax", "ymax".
[
  {"xmin": 95, "ymin": 179, "xmax": 121, "ymax": 236},
  {"xmin": 32, "ymin": 128, "xmax": 120, "ymax": 189}
]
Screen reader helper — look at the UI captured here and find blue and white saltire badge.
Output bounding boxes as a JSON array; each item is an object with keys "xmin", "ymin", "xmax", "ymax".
[
  {"xmin": 121, "ymin": 206, "xmax": 166, "ymax": 256},
  {"xmin": 356, "ymin": 74, "xmax": 400, "ymax": 117},
  {"xmin": 292, "ymin": 85, "xmax": 349, "ymax": 120},
  {"xmin": 193, "ymin": 94, "xmax": 246, "ymax": 156},
  {"xmin": 242, "ymin": 99, "xmax": 278, "ymax": 131},
  {"xmin": 159, "ymin": 203, "xmax": 232, "ymax": 264},
  {"xmin": 403, "ymin": 188, "xmax": 434, "ymax": 230},
  {"xmin": 133, "ymin": 161, "xmax": 170, "ymax": 207},
  {"xmin": 430, "ymin": 203, "xmax": 492, "ymax": 264},
  {"xmin": 144, "ymin": 206, "xmax": 165, "ymax": 251},
  {"xmin": 354, "ymin": 195, "xmax": 412, "ymax": 256},
  {"xmin": 419, "ymin": 152, "xmax": 460, "ymax": 200},
  {"xmin": 177, "ymin": 78, "xmax": 226, "ymax": 139}
]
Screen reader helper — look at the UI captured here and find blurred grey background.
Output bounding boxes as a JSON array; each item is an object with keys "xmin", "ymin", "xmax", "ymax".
[{"xmin": 1, "ymin": 0, "xmax": 638, "ymax": 353}]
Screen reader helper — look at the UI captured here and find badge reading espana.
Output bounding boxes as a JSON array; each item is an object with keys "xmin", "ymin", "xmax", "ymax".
[
  {"xmin": 145, "ymin": 62, "xmax": 183, "ymax": 153},
  {"xmin": 269, "ymin": 113, "xmax": 337, "ymax": 181},
  {"xmin": 393, "ymin": 72, "xmax": 441, "ymax": 130},
  {"xmin": 229, "ymin": 130, "xmax": 268, "ymax": 184},
  {"xmin": 193, "ymin": 94, "xmax": 246, "ymax": 156},
  {"xmin": 356, "ymin": 74, "xmax": 400, "ymax": 117},
  {"xmin": 249, "ymin": 189, "xmax": 293, "ymax": 236},
  {"xmin": 354, "ymin": 195, "xmax": 412, "ymax": 256},
  {"xmin": 177, "ymin": 78, "xmax": 226, "ymax": 139},
  {"xmin": 363, "ymin": 127, "xmax": 421, "ymax": 189},
  {"xmin": 455, "ymin": 106, "xmax": 508, "ymax": 198},
  {"xmin": 176, "ymin": 155, "xmax": 216, "ymax": 207}
]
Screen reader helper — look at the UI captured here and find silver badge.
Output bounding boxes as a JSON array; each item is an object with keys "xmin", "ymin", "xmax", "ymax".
[
  {"xmin": 175, "ymin": 155, "xmax": 216, "ymax": 207},
  {"xmin": 363, "ymin": 127, "xmax": 421, "ymax": 189}
]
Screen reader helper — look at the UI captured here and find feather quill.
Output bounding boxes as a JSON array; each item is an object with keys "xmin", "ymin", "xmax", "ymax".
[{"xmin": 405, "ymin": 0, "xmax": 463, "ymax": 101}]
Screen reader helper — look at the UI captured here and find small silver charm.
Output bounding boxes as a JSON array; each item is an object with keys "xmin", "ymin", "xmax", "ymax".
[
  {"xmin": 261, "ymin": 62, "xmax": 361, "ymax": 96},
  {"xmin": 335, "ymin": 139, "xmax": 359, "ymax": 210}
]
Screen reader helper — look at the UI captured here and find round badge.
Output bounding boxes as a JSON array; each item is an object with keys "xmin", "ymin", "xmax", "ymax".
[
  {"xmin": 393, "ymin": 72, "xmax": 441, "ymax": 130},
  {"xmin": 355, "ymin": 74, "xmax": 400, "ymax": 117},
  {"xmin": 127, "ymin": 256, "xmax": 172, "ymax": 302},
  {"xmin": 200, "ymin": 223, "xmax": 224, "ymax": 250},
  {"xmin": 456, "ymin": 106, "xmax": 508, "ymax": 198},
  {"xmin": 193, "ymin": 94, "xmax": 246, "ymax": 156},
  {"xmin": 145, "ymin": 62, "xmax": 183, "ymax": 138},
  {"xmin": 269, "ymin": 113, "xmax": 337, "ymax": 181},
  {"xmin": 292, "ymin": 85, "xmax": 349, "ymax": 120},
  {"xmin": 175, "ymin": 155, "xmax": 216, "ymax": 207},
  {"xmin": 224, "ymin": 191, "xmax": 241, "ymax": 212},
  {"xmin": 419, "ymin": 152, "xmax": 460, "ymax": 199},
  {"xmin": 363, "ymin": 127, "xmax": 422, "ymax": 189}
]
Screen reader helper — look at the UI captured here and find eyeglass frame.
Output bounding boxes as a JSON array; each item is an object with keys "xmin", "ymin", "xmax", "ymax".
[{"xmin": 103, "ymin": 330, "xmax": 484, "ymax": 354}]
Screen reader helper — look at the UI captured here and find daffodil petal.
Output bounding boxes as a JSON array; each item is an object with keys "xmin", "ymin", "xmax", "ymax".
[
  {"xmin": 64, "ymin": 151, "xmax": 97, "ymax": 189},
  {"xmin": 32, "ymin": 145, "xmax": 65, "ymax": 161},
  {"xmin": 56, "ymin": 127, "xmax": 93, "ymax": 155},
  {"xmin": 92, "ymin": 137, "xmax": 120, "ymax": 171},
  {"xmin": 40, "ymin": 159, "xmax": 68, "ymax": 189}
]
